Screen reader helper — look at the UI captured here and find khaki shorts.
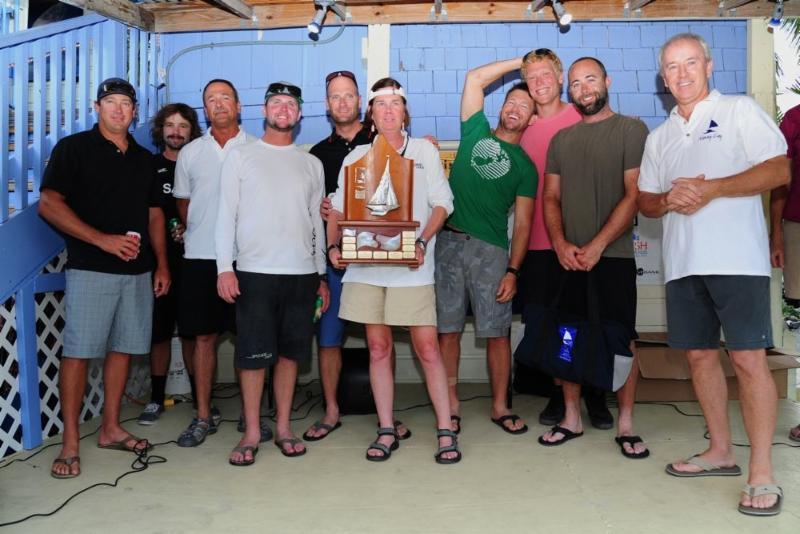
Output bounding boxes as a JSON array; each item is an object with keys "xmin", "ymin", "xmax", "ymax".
[{"xmin": 339, "ymin": 282, "xmax": 437, "ymax": 326}]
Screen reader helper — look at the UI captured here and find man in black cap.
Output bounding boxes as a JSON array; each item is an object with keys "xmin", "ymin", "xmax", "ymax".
[
  {"xmin": 216, "ymin": 81, "xmax": 328, "ymax": 464},
  {"xmin": 39, "ymin": 77, "xmax": 170, "ymax": 478}
]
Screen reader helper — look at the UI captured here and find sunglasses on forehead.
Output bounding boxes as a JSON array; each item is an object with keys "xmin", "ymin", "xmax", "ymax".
[
  {"xmin": 524, "ymin": 48, "xmax": 556, "ymax": 60},
  {"xmin": 265, "ymin": 82, "xmax": 303, "ymax": 102},
  {"xmin": 325, "ymin": 70, "xmax": 357, "ymax": 86}
]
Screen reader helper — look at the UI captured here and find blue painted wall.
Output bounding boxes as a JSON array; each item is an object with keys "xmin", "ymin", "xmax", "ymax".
[{"xmin": 158, "ymin": 20, "xmax": 747, "ymax": 144}]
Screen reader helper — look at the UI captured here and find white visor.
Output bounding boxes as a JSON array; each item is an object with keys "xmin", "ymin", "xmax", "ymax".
[{"xmin": 368, "ymin": 86, "xmax": 406, "ymax": 101}]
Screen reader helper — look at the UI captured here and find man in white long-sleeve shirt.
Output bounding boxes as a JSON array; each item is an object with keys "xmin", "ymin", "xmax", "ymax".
[{"xmin": 216, "ymin": 82, "xmax": 329, "ymax": 465}]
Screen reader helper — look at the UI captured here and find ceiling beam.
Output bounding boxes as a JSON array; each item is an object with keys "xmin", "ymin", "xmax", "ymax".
[
  {"xmin": 60, "ymin": 0, "xmax": 155, "ymax": 31},
  {"xmin": 147, "ymin": 1, "xmax": 800, "ymax": 33},
  {"xmin": 209, "ymin": 0, "xmax": 255, "ymax": 20}
]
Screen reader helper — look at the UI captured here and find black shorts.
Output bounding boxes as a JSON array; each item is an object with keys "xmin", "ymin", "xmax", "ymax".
[
  {"xmin": 235, "ymin": 271, "xmax": 319, "ymax": 369},
  {"xmin": 553, "ymin": 257, "xmax": 638, "ymax": 340},
  {"xmin": 178, "ymin": 258, "xmax": 235, "ymax": 336},
  {"xmin": 518, "ymin": 250, "xmax": 561, "ymax": 313}
]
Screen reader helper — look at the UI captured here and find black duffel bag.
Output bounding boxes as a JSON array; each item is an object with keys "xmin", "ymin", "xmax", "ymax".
[{"xmin": 513, "ymin": 270, "xmax": 633, "ymax": 392}]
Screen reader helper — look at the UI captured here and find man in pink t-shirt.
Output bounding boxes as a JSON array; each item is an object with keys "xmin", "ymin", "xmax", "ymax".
[{"xmin": 517, "ymin": 48, "xmax": 613, "ymax": 429}]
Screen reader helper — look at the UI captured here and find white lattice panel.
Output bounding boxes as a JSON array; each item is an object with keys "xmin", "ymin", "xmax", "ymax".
[{"xmin": 0, "ymin": 296, "xmax": 22, "ymax": 458}]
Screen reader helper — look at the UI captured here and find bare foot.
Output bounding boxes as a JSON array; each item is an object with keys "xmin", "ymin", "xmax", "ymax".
[
  {"xmin": 668, "ymin": 450, "xmax": 736, "ymax": 474},
  {"xmin": 51, "ymin": 446, "xmax": 81, "ymax": 478}
]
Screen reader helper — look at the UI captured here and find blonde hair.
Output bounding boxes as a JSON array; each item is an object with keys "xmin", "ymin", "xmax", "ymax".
[{"xmin": 521, "ymin": 48, "xmax": 564, "ymax": 79}]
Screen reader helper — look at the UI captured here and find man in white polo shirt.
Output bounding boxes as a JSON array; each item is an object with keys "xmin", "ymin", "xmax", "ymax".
[
  {"xmin": 172, "ymin": 79, "xmax": 258, "ymax": 447},
  {"xmin": 638, "ymin": 33, "xmax": 790, "ymax": 516}
]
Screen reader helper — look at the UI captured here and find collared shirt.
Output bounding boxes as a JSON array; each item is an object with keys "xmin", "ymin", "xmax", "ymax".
[
  {"xmin": 40, "ymin": 124, "xmax": 158, "ymax": 274},
  {"xmin": 173, "ymin": 127, "xmax": 257, "ymax": 259},
  {"xmin": 639, "ymin": 90, "xmax": 787, "ymax": 282},
  {"xmin": 309, "ymin": 126, "xmax": 373, "ymax": 195}
]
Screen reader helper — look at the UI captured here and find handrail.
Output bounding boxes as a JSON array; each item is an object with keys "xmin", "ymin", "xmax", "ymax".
[{"xmin": 0, "ymin": 13, "xmax": 105, "ymax": 49}]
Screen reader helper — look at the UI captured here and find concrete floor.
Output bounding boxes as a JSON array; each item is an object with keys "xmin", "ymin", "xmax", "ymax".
[{"xmin": 1, "ymin": 383, "xmax": 799, "ymax": 534}]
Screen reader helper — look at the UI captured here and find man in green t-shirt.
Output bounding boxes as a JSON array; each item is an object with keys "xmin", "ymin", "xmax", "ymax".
[{"xmin": 436, "ymin": 57, "xmax": 537, "ymax": 435}]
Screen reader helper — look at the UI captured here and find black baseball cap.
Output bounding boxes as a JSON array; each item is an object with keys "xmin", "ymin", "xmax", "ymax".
[
  {"xmin": 264, "ymin": 81, "xmax": 303, "ymax": 105},
  {"xmin": 97, "ymin": 78, "xmax": 137, "ymax": 103}
]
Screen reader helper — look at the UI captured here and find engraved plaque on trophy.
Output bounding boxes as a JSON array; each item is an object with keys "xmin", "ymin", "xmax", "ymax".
[{"xmin": 338, "ymin": 133, "xmax": 420, "ymax": 265}]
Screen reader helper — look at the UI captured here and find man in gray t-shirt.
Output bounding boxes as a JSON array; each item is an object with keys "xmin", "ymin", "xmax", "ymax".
[{"xmin": 537, "ymin": 57, "xmax": 649, "ymax": 460}]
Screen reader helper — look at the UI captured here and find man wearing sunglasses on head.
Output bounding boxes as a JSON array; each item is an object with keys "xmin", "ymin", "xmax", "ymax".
[
  {"xmin": 216, "ymin": 82, "xmax": 328, "ymax": 465},
  {"xmin": 518, "ymin": 48, "xmax": 614, "ymax": 431}
]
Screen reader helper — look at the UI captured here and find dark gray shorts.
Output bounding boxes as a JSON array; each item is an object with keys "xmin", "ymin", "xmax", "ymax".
[
  {"xmin": 665, "ymin": 275, "xmax": 772, "ymax": 351},
  {"xmin": 64, "ymin": 269, "xmax": 153, "ymax": 358},
  {"xmin": 235, "ymin": 271, "xmax": 319, "ymax": 369},
  {"xmin": 434, "ymin": 229, "xmax": 511, "ymax": 338}
]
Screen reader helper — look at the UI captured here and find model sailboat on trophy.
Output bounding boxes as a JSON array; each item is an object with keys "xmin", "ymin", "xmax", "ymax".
[{"xmin": 338, "ymin": 134, "xmax": 420, "ymax": 265}]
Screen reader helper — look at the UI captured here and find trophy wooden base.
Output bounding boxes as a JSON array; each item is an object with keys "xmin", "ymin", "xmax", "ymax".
[{"xmin": 338, "ymin": 220, "xmax": 421, "ymax": 266}]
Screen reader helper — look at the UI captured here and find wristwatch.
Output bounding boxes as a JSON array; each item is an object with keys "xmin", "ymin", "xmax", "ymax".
[
  {"xmin": 506, "ymin": 266, "xmax": 520, "ymax": 277},
  {"xmin": 415, "ymin": 237, "xmax": 427, "ymax": 252}
]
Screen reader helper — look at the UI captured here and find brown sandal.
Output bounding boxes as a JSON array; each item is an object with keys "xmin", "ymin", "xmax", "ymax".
[{"xmin": 51, "ymin": 456, "xmax": 81, "ymax": 479}]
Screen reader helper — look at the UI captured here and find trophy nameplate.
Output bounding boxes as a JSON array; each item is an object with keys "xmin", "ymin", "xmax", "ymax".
[{"xmin": 338, "ymin": 134, "xmax": 420, "ymax": 266}]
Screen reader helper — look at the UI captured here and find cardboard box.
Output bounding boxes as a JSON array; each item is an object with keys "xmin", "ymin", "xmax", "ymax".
[{"xmin": 635, "ymin": 337, "xmax": 800, "ymax": 401}]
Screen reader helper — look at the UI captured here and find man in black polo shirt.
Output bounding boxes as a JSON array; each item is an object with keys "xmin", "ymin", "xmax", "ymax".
[
  {"xmin": 39, "ymin": 78, "xmax": 170, "ymax": 478},
  {"xmin": 304, "ymin": 70, "xmax": 372, "ymax": 441},
  {"xmin": 137, "ymin": 103, "xmax": 202, "ymax": 425}
]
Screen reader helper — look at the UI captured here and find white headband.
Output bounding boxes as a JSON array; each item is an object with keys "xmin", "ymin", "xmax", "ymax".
[{"xmin": 368, "ymin": 86, "xmax": 406, "ymax": 101}]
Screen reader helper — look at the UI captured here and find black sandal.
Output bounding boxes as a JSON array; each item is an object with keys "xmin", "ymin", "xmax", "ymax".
[
  {"xmin": 366, "ymin": 427, "xmax": 399, "ymax": 462},
  {"xmin": 434, "ymin": 428, "xmax": 462, "ymax": 465}
]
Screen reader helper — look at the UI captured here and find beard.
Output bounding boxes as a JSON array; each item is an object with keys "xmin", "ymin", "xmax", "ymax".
[
  {"xmin": 574, "ymin": 89, "xmax": 608, "ymax": 116},
  {"xmin": 266, "ymin": 118, "xmax": 297, "ymax": 133},
  {"xmin": 164, "ymin": 136, "xmax": 187, "ymax": 151}
]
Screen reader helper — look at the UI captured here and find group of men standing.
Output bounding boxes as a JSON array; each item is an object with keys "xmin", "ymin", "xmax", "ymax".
[{"xmin": 39, "ymin": 32, "xmax": 790, "ymax": 516}]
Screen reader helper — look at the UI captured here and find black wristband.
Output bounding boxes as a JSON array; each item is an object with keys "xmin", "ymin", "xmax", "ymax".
[
  {"xmin": 415, "ymin": 237, "xmax": 427, "ymax": 251},
  {"xmin": 506, "ymin": 266, "xmax": 520, "ymax": 277},
  {"xmin": 327, "ymin": 243, "xmax": 340, "ymax": 253}
]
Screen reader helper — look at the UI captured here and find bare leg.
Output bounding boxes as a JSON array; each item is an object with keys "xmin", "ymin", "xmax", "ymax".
[
  {"xmin": 193, "ymin": 333, "xmax": 218, "ymax": 420},
  {"xmin": 616, "ymin": 342, "xmax": 647, "ymax": 455},
  {"xmin": 230, "ymin": 367, "xmax": 264, "ymax": 464},
  {"xmin": 729, "ymin": 349, "xmax": 778, "ymax": 510},
  {"xmin": 439, "ymin": 332, "xmax": 462, "ymax": 417},
  {"xmin": 274, "ymin": 356, "xmax": 304, "ymax": 455},
  {"xmin": 98, "ymin": 352, "xmax": 145, "ymax": 450},
  {"xmin": 668, "ymin": 349, "xmax": 737, "ymax": 472},
  {"xmin": 487, "ymin": 336, "xmax": 525, "ymax": 430},
  {"xmin": 304, "ymin": 346, "xmax": 342, "ymax": 438},
  {"xmin": 180, "ymin": 338, "xmax": 195, "ymax": 374},
  {"xmin": 412, "ymin": 326, "xmax": 458, "ymax": 460},
  {"xmin": 541, "ymin": 380, "xmax": 583, "ymax": 443},
  {"xmin": 366, "ymin": 324, "xmax": 396, "ymax": 458},
  {"xmin": 53, "ymin": 357, "xmax": 88, "ymax": 476}
]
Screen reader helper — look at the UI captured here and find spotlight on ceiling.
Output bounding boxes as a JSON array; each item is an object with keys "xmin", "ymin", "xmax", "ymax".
[
  {"xmin": 308, "ymin": 0, "xmax": 346, "ymax": 39},
  {"xmin": 552, "ymin": 0, "xmax": 572, "ymax": 26},
  {"xmin": 769, "ymin": 0, "xmax": 785, "ymax": 27}
]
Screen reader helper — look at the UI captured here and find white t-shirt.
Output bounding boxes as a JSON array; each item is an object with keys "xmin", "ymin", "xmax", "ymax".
[
  {"xmin": 331, "ymin": 136, "xmax": 454, "ymax": 287},
  {"xmin": 216, "ymin": 140, "xmax": 326, "ymax": 276},
  {"xmin": 173, "ymin": 128, "xmax": 257, "ymax": 259},
  {"xmin": 638, "ymin": 90, "xmax": 787, "ymax": 282}
]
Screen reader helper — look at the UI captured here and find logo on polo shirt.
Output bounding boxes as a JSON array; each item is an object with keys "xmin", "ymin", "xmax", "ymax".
[
  {"xmin": 470, "ymin": 138, "xmax": 510, "ymax": 180},
  {"xmin": 699, "ymin": 119, "xmax": 722, "ymax": 141}
]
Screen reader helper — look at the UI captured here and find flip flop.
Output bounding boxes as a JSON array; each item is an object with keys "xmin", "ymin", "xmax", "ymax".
[
  {"xmin": 738, "ymin": 484, "xmax": 783, "ymax": 516},
  {"xmin": 615, "ymin": 435, "xmax": 650, "ymax": 459},
  {"xmin": 789, "ymin": 424, "xmax": 800, "ymax": 443},
  {"xmin": 303, "ymin": 420, "xmax": 342, "ymax": 442},
  {"xmin": 538, "ymin": 425, "xmax": 584, "ymax": 446},
  {"xmin": 97, "ymin": 434, "xmax": 150, "ymax": 454},
  {"xmin": 51, "ymin": 456, "xmax": 80, "ymax": 479},
  {"xmin": 228, "ymin": 445, "xmax": 258, "ymax": 467},
  {"xmin": 491, "ymin": 414, "xmax": 529, "ymax": 435},
  {"xmin": 275, "ymin": 437, "xmax": 307, "ymax": 458},
  {"xmin": 451, "ymin": 415, "xmax": 462, "ymax": 435},
  {"xmin": 665, "ymin": 455, "xmax": 742, "ymax": 477}
]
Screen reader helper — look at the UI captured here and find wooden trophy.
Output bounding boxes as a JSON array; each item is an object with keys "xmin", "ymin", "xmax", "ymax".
[{"xmin": 338, "ymin": 133, "xmax": 420, "ymax": 265}]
